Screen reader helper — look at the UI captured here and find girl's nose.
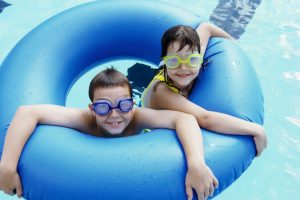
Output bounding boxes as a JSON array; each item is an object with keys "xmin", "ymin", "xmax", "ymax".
[{"xmin": 178, "ymin": 62, "xmax": 189, "ymax": 69}]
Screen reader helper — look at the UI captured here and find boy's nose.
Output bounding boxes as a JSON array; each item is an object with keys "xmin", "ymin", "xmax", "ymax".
[{"xmin": 109, "ymin": 108, "xmax": 120, "ymax": 117}]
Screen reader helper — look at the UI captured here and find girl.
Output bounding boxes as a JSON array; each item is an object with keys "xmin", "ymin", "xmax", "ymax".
[{"xmin": 142, "ymin": 23, "xmax": 267, "ymax": 157}]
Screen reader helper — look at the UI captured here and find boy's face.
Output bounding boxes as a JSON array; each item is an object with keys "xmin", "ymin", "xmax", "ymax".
[{"xmin": 89, "ymin": 86, "xmax": 134, "ymax": 137}]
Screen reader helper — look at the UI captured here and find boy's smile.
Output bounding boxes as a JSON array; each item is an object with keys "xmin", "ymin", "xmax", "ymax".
[{"xmin": 90, "ymin": 86, "xmax": 134, "ymax": 137}]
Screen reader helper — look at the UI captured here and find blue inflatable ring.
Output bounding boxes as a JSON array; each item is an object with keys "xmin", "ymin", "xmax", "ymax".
[{"xmin": 0, "ymin": 1, "xmax": 264, "ymax": 199}]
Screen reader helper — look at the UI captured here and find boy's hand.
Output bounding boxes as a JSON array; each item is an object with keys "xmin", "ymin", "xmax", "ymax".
[
  {"xmin": 185, "ymin": 162, "xmax": 218, "ymax": 200},
  {"xmin": 0, "ymin": 163, "xmax": 23, "ymax": 198},
  {"xmin": 253, "ymin": 125, "xmax": 268, "ymax": 156}
]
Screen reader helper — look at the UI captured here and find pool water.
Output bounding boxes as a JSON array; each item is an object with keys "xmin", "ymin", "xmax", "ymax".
[{"xmin": 0, "ymin": 0, "xmax": 299, "ymax": 200}]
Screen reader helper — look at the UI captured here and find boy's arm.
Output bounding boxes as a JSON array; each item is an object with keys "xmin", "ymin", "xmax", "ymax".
[
  {"xmin": 134, "ymin": 108, "xmax": 218, "ymax": 199},
  {"xmin": 1, "ymin": 105, "xmax": 91, "ymax": 170},
  {"xmin": 196, "ymin": 22, "xmax": 235, "ymax": 54},
  {"xmin": 0, "ymin": 105, "xmax": 91, "ymax": 197}
]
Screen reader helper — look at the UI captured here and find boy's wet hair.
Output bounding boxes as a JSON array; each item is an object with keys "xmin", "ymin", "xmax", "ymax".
[
  {"xmin": 161, "ymin": 25, "xmax": 200, "ymax": 58},
  {"xmin": 89, "ymin": 67, "xmax": 133, "ymax": 101}
]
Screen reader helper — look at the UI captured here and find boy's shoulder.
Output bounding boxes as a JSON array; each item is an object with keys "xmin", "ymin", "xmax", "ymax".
[{"xmin": 75, "ymin": 108, "xmax": 98, "ymax": 135}]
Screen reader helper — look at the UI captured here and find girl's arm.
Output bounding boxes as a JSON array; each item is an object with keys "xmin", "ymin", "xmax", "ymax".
[
  {"xmin": 148, "ymin": 83, "xmax": 267, "ymax": 156},
  {"xmin": 135, "ymin": 107, "xmax": 218, "ymax": 199},
  {"xmin": 0, "ymin": 105, "xmax": 91, "ymax": 197},
  {"xmin": 196, "ymin": 22, "xmax": 235, "ymax": 54}
]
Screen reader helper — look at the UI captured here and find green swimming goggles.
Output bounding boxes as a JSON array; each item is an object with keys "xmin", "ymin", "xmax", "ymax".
[{"xmin": 159, "ymin": 53, "xmax": 204, "ymax": 69}]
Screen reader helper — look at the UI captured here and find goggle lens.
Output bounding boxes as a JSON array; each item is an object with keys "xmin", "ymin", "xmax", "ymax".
[
  {"xmin": 93, "ymin": 103, "xmax": 110, "ymax": 115},
  {"xmin": 190, "ymin": 55, "xmax": 202, "ymax": 67},
  {"xmin": 119, "ymin": 99, "xmax": 134, "ymax": 111},
  {"xmin": 166, "ymin": 57, "xmax": 179, "ymax": 68}
]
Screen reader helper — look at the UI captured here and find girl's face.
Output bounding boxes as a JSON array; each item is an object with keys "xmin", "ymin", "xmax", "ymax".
[
  {"xmin": 165, "ymin": 41, "xmax": 200, "ymax": 90},
  {"xmin": 89, "ymin": 86, "xmax": 134, "ymax": 137}
]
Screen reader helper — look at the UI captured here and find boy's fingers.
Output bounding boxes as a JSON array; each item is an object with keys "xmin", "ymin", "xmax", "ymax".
[
  {"xmin": 16, "ymin": 176, "xmax": 23, "ymax": 197},
  {"xmin": 195, "ymin": 190, "xmax": 204, "ymax": 200},
  {"xmin": 4, "ymin": 188, "xmax": 15, "ymax": 196},
  {"xmin": 185, "ymin": 183, "xmax": 193, "ymax": 200},
  {"xmin": 16, "ymin": 187, "xmax": 23, "ymax": 198},
  {"xmin": 213, "ymin": 177, "xmax": 219, "ymax": 188},
  {"xmin": 209, "ymin": 183, "xmax": 215, "ymax": 197},
  {"xmin": 204, "ymin": 189, "xmax": 210, "ymax": 199}
]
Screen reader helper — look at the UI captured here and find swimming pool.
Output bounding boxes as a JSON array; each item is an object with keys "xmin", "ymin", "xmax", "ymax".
[{"xmin": 0, "ymin": 0, "xmax": 299, "ymax": 200}]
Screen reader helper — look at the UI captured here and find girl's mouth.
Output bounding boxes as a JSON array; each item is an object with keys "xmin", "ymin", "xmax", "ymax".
[{"xmin": 175, "ymin": 73, "xmax": 191, "ymax": 78}]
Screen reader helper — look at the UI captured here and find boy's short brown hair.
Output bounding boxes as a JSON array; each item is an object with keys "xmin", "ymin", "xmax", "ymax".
[{"xmin": 88, "ymin": 67, "xmax": 133, "ymax": 101}]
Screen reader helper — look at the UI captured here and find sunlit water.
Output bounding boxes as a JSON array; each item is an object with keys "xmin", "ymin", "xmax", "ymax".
[{"xmin": 0, "ymin": 0, "xmax": 299, "ymax": 199}]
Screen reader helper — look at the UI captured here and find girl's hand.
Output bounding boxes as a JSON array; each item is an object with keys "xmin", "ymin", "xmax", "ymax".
[
  {"xmin": 253, "ymin": 125, "xmax": 268, "ymax": 156},
  {"xmin": 0, "ymin": 163, "xmax": 22, "ymax": 198},
  {"xmin": 185, "ymin": 162, "xmax": 218, "ymax": 200}
]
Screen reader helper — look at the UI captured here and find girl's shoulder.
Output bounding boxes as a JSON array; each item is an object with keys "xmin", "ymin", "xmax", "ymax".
[{"xmin": 141, "ymin": 78, "xmax": 161, "ymax": 107}]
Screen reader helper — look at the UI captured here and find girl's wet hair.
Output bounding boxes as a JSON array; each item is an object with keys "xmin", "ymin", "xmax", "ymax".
[
  {"xmin": 161, "ymin": 25, "xmax": 200, "ymax": 58},
  {"xmin": 88, "ymin": 67, "xmax": 133, "ymax": 101}
]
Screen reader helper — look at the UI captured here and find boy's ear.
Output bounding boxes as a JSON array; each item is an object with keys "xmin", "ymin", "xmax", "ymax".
[{"xmin": 88, "ymin": 103, "xmax": 94, "ymax": 112}]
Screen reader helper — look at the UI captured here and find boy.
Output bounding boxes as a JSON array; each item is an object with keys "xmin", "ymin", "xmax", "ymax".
[{"xmin": 0, "ymin": 67, "xmax": 217, "ymax": 200}]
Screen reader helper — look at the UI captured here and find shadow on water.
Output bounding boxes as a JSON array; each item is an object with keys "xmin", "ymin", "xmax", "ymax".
[
  {"xmin": 0, "ymin": 0, "xmax": 10, "ymax": 14},
  {"xmin": 210, "ymin": 0, "xmax": 262, "ymax": 39},
  {"xmin": 126, "ymin": 63, "xmax": 157, "ymax": 98}
]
